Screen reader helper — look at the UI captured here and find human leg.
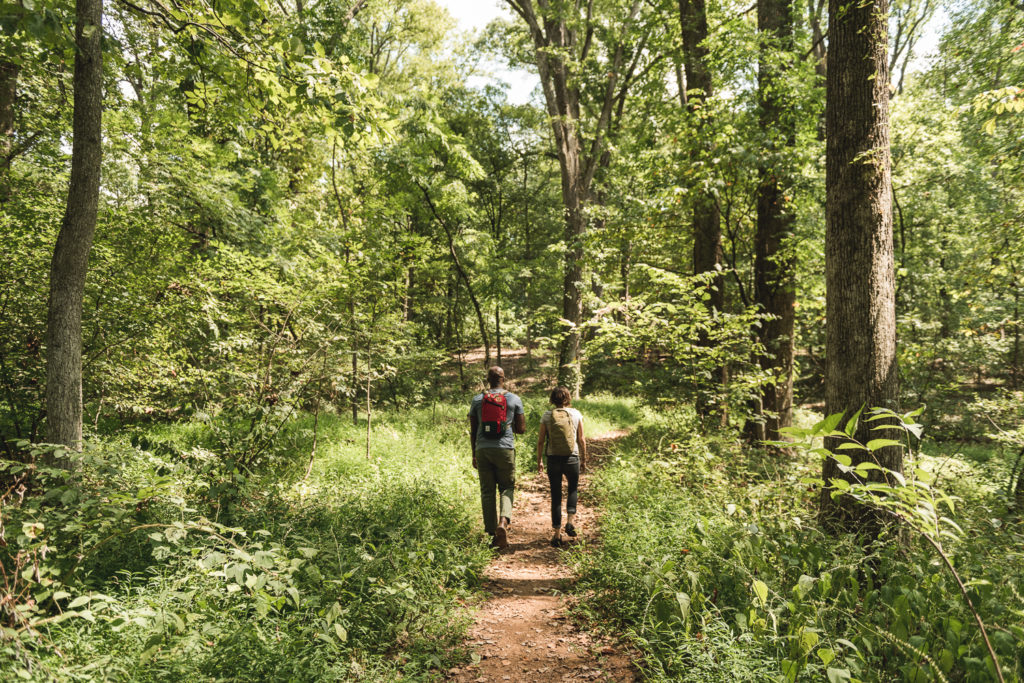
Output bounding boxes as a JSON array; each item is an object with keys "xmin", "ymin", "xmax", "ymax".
[
  {"xmin": 546, "ymin": 458, "xmax": 564, "ymax": 529},
  {"xmin": 564, "ymin": 460, "xmax": 580, "ymax": 537},
  {"xmin": 490, "ymin": 448, "xmax": 516, "ymax": 525},
  {"xmin": 477, "ymin": 452, "xmax": 498, "ymax": 536}
]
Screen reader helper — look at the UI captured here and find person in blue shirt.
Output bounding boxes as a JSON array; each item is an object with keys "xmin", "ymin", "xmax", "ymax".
[{"xmin": 468, "ymin": 366, "xmax": 526, "ymax": 549}]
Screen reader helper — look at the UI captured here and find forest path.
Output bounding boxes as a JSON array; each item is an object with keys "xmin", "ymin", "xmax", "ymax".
[{"xmin": 448, "ymin": 431, "xmax": 635, "ymax": 683}]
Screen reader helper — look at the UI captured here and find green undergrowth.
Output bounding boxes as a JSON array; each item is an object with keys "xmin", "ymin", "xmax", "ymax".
[
  {"xmin": 570, "ymin": 407, "xmax": 1024, "ymax": 682},
  {"xmin": 1, "ymin": 393, "xmax": 635, "ymax": 681}
]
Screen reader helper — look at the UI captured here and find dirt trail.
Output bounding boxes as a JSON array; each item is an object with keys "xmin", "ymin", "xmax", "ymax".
[{"xmin": 448, "ymin": 432, "xmax": 635, "ymax": 683}]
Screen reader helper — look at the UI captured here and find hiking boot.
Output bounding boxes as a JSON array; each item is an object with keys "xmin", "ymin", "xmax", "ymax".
[
  {"xmin": 550, "ymin": 536, "xmax": 562, "ymax": 548},
  {"xmin": 564, "ymin": 523, "xmax": 577, "ymax": 538},
  {"xmin": 494, "ymin": 525, "xmax": 508, "ymax": 549}
]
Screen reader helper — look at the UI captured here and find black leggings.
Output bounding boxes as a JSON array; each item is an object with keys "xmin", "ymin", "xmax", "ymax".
[{"xmin": 546, "ymin": 455, "xmax": 580, "ymax": 529}]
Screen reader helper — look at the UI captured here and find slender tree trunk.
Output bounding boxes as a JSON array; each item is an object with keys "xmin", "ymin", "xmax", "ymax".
[
  {"xmin": 0, "ymin": 60, "xmax": 18, "ymax": 205},
  {"xmin": 820, "ymin": 0, "xmax": 900, "ymax": 530},
  {"xmin": 365, "ymin": 358, "xmax": 371, "ymax": 460},
  {"xmin": 45, "ymin": 0, "xmax": 104, "ymax": 451},
  {"xmin": 747, "ymin": 0, "xmax": 797, "ymax": 443},
  {"xmin": 559, "ymin": 204, "xmax": 585, "ymax": 395},
  {"xmin": 351, "ymin": 346, "xmax": 358, "ymax": 425},
  {"xmin": 495, "ymin": 303, "xmax": 502, "ymax": 367},
  {"xmin": 1012, "ymin": 268, "xmax": 1020, "ymax": 389},
  {"xmin": 403, "ymin": 267, "xmax": 412, "ymax": 322},
  {"xmin": 455, "ymin": 281, "xmax": 465, "ymax": 388},
  {"xmin": 420, "ymin": 184, "xmax": 490, "ymax": 366}
]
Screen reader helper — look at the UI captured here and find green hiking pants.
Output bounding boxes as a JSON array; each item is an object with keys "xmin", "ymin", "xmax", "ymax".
[{"xmin": 476, "ymin": 447, "xmax": 516, "ymax": 535}]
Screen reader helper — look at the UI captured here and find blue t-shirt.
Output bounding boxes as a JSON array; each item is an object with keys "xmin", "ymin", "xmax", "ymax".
[{"xmin": 468, "ymin": 389, "xmax": 525, "ymax": 451}]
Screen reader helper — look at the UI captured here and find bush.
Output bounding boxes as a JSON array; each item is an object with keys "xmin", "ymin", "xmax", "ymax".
[{"xmin": 571, "ymin": 407, "xmax": 1024, "ymax": 682}]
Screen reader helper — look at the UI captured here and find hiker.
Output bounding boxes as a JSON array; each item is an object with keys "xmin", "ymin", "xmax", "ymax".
[
  {"xmin": 468, "ymin": 366, "xmax": 526, "ymax": 549},
  {"xmin": 536, "ymin": 386, "xmax": 587, "ymax": 547}
]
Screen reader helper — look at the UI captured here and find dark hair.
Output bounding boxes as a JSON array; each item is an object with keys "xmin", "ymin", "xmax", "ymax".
[
  {"xmin": 487, "ymin": 366, "xmax": 505, "ymax": 387},
  {"xmin": 549, "ymin": 386, "xmax": 571, "ymax": 407}
]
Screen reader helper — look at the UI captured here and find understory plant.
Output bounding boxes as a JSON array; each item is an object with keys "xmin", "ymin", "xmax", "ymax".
[{"xmin": 572, "ymin": 406, "xmax": 1024, "ymax": 682}]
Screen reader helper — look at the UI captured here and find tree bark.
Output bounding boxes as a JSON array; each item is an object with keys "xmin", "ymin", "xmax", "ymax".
[
  {"xmin": 679, "ymin": 0, "xmax": 724, "ymax": 313},
  {"xmin": 747, "ymin": 0, "xmax": 797, "ymax": 443},
  {"xmin": 820, "ymin": 0, "xmax": 901, "ymax": 529},
  {"xmin": 45, "ymin": 0, "xmax": 104, "ymax": 450},
  {"xmin": 0, "ymin": 60, "xmax": 17, "ymax": 205},
  {"xmin": 679, "ymin": 0, "xmax": 725, "ymax": 414},
  {"xmin": 495, "ymin": 303, "xmax": 502, "ymax": 367},
  {"xmin": 505, "ymin": 0, "xmax": 642, "ymax": 397}
]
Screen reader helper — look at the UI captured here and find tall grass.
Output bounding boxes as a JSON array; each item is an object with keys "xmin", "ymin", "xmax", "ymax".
[{"xmin": 5, "ymin": 394, "xmax": 638, "ymax": 681}]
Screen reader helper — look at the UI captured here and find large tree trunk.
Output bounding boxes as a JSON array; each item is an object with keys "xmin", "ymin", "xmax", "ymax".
[
  {"xmin": 820, "ymin": 0, "xmax": 900, "ymax": 529},
  {"xmin": 747, "ymin": 0, "xmax": 797, "ymax": 443},
  {"xmin": 679, "ymin": 0, "xmax": 723, "ymax": 314},
  {"xmin": 679, "ymin": 0, "xmax": 725, "ymax": 416},
  {"xmin": 45, "ymin": 0, "xmax": 103, "ymax": 450},
  {"xmin": 505, "ymin": 0, "xmax": 642, "ymax": 397}
]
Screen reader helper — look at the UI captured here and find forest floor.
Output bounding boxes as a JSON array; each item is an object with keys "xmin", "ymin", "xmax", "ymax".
[{"xmin": 449, "ymin": 430, "xmax": 635, "ymax": 683}]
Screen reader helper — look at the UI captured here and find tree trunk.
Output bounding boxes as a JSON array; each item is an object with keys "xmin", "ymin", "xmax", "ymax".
[
  {"xmin": 495, "ymin": 302, "xmax": 502, "ymax": 367},
  {"xmin": 505, "ymin": 0, "xmax": 642, "ymax": 397},
  {"xmin": 45, "ymin": 0, "xmax": 104, "ymax": 451},
  {"xmin": 679, "ymin": 0, "xmax": 725, "ymax": 415},
  {"xmin": 820, "ymin": 0, "xmax": 900, "ymax": 530},
  {"xmin": 558, "ymin": 203, "xmax": 585, "ymax": 395},
  {"xmin": 420, "ymin": 184, "xmax": 490, "ymax": 367},
  {"xmin": 403, "ymin": 267, "xmax": 412, "ymax": 322},
  {"xmin": 0, "ymin": 60, "xmax": 17, "ymax": 205},
  {"xmin": 1012, "ymin": 268, "xmax": 1020, "ymax": 389},
  {"xmin": 679, "ymin": 0, "xmax": 724, "ymax": 313},
  {"xmin": 747, "ymin": 0, "xmax": 797, "ymax": 443}
]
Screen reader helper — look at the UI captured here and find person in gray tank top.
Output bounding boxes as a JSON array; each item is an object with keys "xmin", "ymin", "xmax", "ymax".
[{"xmin": 536, "ymin": 386, "xmax": 588, "ymax": 547}]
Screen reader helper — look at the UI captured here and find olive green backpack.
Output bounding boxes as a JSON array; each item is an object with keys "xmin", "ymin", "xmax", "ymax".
[{"xmin": 547, "ymin": 408, "xmax": 576, "ymax": 456}]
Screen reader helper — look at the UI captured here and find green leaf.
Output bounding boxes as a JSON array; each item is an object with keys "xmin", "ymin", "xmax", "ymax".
[
  {"xmin": 817, "ymin": 647, "xmax": 835, "ymax": 667},
  {"xmin": 676, "ymin": 591, "xmax": 691, "ymax": 622},
  {"xmin": 800, "ymin": 629, "xmax": 819, "ymax": 654},
  {"xmin": 797, "ymin": 574, "xmax": 816, "ymax": 597},
  {"xmin": 827, "ymin": 668, "xmax": 852, "ymax": 683},
  {"xmin": 832, "ymin": 453, "xmax": 853, "ymax": 466},
  {"xmin": 815, "ymin": 412, "xmax": 844, "ymax": 436},
  {"xmin": 67, "ymin": 595, "xmax": 91, "ymax": 609},
  {"xmin": 752, "ymin": 580, "xmax": 769, "ymax": 607},
  {"xmin": 844, "ymin": 405, "xmax": 865, "ymax": 437},
  {"xmin": 865, "ymin": 438, "xmax": 902, "ymax": 451},
  {"xmin": 334, "ymin": 623, "xmax": 347, "ymax": 642}
]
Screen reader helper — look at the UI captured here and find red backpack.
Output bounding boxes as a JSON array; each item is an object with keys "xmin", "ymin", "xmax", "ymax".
[{"xmin": 480, "ymin": 390, "xmax": 508, "ymax": 437}]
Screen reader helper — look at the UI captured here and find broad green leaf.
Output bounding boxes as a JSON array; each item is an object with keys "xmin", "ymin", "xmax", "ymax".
[
  {"xmin": 752, "ymin": 580, "xmax": 769, "ymax": 607},
  {"xmin": 866, "ymin": 438, "xmax": 902, "ymax": 451},
  {"xmin": 827, "ymin": 668, "xmax": 852, "ymax": 683}
]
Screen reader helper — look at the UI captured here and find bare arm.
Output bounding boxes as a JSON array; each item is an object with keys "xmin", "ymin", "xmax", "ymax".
[
  {"xmin": 469, "ymin": 414, "xmax": 479, "ymax": 469},
  {"xmin": 577, "ymin": 417, "xmax": 587, "ymax": 472},
  {"xmin": 536, "ymin": 422, "xmax": 547, "ymax": 473},
  {"xmin": 513, "ymin": 412, "xmax": 526, "ymax": 435}
]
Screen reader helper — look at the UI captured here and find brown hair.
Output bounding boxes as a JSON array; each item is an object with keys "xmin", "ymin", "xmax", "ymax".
[{"xmin": 549, "ymin": 386, "xmax": 571, "ymax": 408}]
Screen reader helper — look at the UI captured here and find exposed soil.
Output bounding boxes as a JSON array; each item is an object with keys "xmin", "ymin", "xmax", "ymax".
[
  {"xmin": 448, "ymin": 432, "xmax": 636, "ymax": 683},
  {"xmin": 452, "ymin": 347, "xmax": 555, "ymax": 395}
]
